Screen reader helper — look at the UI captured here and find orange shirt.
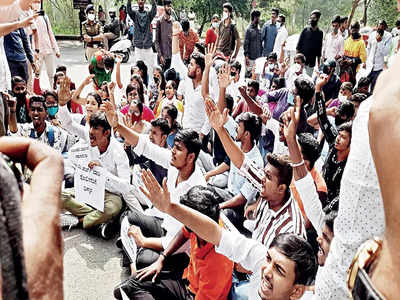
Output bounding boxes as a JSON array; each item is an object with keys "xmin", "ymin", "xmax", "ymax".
[
  {"xmin": 182, "ymin": 224, "xmax": 233, "ymax": 300},
  {"xmin": 290, "ymin": 168, "xmax": 327, "ymax": 229},
  {"xmin": 178, "ymin": 29, "xmax": 200, "ymax": 61}
]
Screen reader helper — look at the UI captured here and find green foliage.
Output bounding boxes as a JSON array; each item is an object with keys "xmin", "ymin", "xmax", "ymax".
[{"xmin": 369, "ymin": 0, "xmax": 399, "ymax": 28}]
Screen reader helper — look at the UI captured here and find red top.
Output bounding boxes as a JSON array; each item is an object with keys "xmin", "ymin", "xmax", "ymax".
[
  {"xmin": 120, "ymin": 104, "xmax": 155, "ymax": 122},
  {"xmin": 205, "ymin": 28, "xmax": 217, "ymax": 46},
  {"xmin": 178, "ymin": 29, "xmax": 200, "ymax": 61},
  {"xmin": 182, "ymin": 225, "xmax": 233, "ymax": 300}
]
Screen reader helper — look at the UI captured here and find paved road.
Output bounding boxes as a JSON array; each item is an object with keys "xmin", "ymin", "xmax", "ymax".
[{"xmin": 58, "ymin": 40, "xmax": 244, "ymax": 300}]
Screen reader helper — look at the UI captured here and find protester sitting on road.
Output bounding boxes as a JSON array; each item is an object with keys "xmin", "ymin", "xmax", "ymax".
[
  {"xmin": 153, "ymin": 80, "xmax": 184, "ymax": 121},
  {"xmin": 114, "ymin": 186, "xmax": 234, "ymax": 300}
]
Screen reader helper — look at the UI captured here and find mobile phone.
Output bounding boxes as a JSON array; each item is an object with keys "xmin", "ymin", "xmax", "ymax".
[{"xmin": 38, "ymin": 10, "xmax": 45, "ymax": 16}]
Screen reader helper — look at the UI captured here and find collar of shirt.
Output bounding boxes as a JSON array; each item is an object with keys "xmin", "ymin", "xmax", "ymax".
[{"xmin": 264, "ymin": 196, "xmax": 293, "ymax": 218}]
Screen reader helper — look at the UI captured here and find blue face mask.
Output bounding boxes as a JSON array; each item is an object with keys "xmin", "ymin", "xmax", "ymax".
[
  {"xmin": 287, "ymin": 92, "xmax": 294, "ymax": 105},
  {"xmin": 47, "ymin": 106, "xmax": 59, "ymax": 117}
]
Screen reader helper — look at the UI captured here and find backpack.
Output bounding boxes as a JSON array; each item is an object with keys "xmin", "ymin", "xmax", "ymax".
[{"xmin": 30, "ymin": 125, "xmax": 54, "ymax": 147}]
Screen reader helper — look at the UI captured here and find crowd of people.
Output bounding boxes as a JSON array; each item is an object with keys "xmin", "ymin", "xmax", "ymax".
[{"xmin": 1, "ymin": 0, "xmax": 400, "ymax": 299}]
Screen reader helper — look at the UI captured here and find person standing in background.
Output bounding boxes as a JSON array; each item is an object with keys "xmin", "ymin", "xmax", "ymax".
[
  {"xmin": 296, "ymin": 9, "xmax": 323, "ymax": 77},
  {"xmin": 178, "ymin": 19, "xmax": 199, "ymax": 65},
  {"xmin": 216, "ymin": 2, "xmax": 240, "ymax": 61},
  {"xmin": 79, "ymin": 7, "xmax": 87, "ymax": 41},
  {"xmin": 127, "ymin": 0, "xmax": 157, "ymax": 81},
  {"xmin": 244, "ymin": 10, "xmax": 262, "ymax": 78},
  {"xmin": 98, "ymin": 5, "xmax": 106, "ymax": 26},
  {"xmin": 30, "ymin": 1, "xmax": 60, "ymax": 88},
  {"xmin": 273, "ymin": 14, "xmax": 288, "ymax": 60},
  {"xmin": 155, "ymin": 0, "xmax": 173, "ymax": 72},
  {"xmin": 205, "ymin": 14, "xmax": 219, "ymax": 47},
  {"xmin": 261, "ymin": 8, "xmax": 279, "ymax": 57}
]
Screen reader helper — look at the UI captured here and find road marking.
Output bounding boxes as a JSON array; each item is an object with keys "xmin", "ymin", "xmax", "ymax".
[{"xmin": 64, "ymin": 234, "xmax": 81, "ymax": 242}]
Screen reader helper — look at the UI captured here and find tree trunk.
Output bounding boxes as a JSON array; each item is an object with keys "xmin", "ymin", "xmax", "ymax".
[{"xmin": 348, "ymin": 0, "xmax": 361, "ymax": 27}]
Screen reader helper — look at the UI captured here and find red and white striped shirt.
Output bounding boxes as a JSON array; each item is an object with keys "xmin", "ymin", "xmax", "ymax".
[{"xmin": 252, "ymin": 197, "xmax": 306, "ymax": 248}]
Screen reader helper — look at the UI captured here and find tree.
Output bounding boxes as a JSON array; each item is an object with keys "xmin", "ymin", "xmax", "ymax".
[
  {"xmin": 362, "ymin": 0, "xmax": 372, "ymax": 26},
  {"xmin": 369, "ymin": 0, "xmax": 399, "ymax": 28}
]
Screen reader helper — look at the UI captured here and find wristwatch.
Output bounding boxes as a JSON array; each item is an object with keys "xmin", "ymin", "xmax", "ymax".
[{"xmin": 347, "ymin": 237, "xmax": 385, "ymax": 300}]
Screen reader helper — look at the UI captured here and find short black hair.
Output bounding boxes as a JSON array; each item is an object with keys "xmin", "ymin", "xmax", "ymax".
[
  {"xmin": 163, "ymin": 0, "xmax": 172, "ymax": 5},
  {"xmin": 310, "ymin": 9, "xmax": 321, "ymax": 19},
  {"xmin": 337, "ymin": 121, "xmax": 352, "ymax": 139},
  {"xmin": 225, "ymin": 94, "xmax": 234, "ymax": 114},
  {"xmin": 55, "ymin": 65, "xmax": 67, "ymax": 73},
  {"xmin": 89, "ymin": 111, "xmax": 111, "ymax": 134},
  {"xmin": 337, "ymin": 101, "xmax": 355, "ymax": 120},
  {"xmin": 130, "ymin": 74, "xmax": 145, "ymax": 103},
  {"xmin": 350, "ymin": 93, "xmax": 368, "ymax": 104},
  {"xmin": 332, "ymin": 15, "xmax": 341, "ymax": 24},
  {"xmin": 266, "ymin": 153, "xmax": 293, "ymax": 189},
  {"xmin": 223, "ymin": 2, "xmax": 233, "ymax": 13},
  {"xmin": 180, "ymin": 186, "xmax": 221, "ymax": 223},
  {"xmin": 87, "ymin": 92, "xmax": 103, "ymax": 107},
  {"xmin": 294, "ymin": 76, "xmax": 315, "ymax": 105},
  {"xmin": 191, "ymin": 53, "xmax": 206, "ymax": 73},
  {"xmin": 271, "ymin": 8, "xmax": 279, "ymax": 15},
  {"xmin": 131, "ymin": 100, "xmax": 143, "ymax": 115},
  {"xmin": 181, "ymin": 18, "xmax": 190, "ymax": 32},
  {"xmin": 270, "ymin": 233, "xmax": 317, "ymax": 286},
  {"xmin": 194, "ymin": 42, "xmax": 206, "ymax": 55},
  {"xmin": 29, "ymin": 95, "xmax": 46, "ymax": 110},
  {"xmin": 351, "ymin": 21, "xmax": 360, "ymax": 30},
  {"xmin": 237, "ymin": 112, "xmax": 262, "ymax": 142},
  {"xmin": 298, "ymin": 133, "xmax": 320, "ymax": 170},
  {"xmin": 267, "ymin": 52, "xmax": 278, "ymax": 61},
  {"xmin": 174, "ymin": 129, "xmax": 202, "ymax": 161},
  {"xmin": 135, "ymin": 60, "xmax": 149, "ymax": 87},
  {"xmin": 294, "ymin": 53, "xmax": 306, "ymax": 64},
  {"xmin": 230, "ymin": 60, "xmax": 242, "ymax": 72},
  {"xmin": 378, "ymin": 20, "xmax": 388, "ymax": 29},
  {"xmin": 251, "ymin": 10, "xmax": 261, "ymax": 21},
  {"xmin": 11, "ymin": 76, "xmax": 26, "ymax": 89},
  {"xmin": 247, "ymin": 79, "xmax": 260, "ymax": 95},
  {"xmin": 340, "ymin": 82, "xmax": 353, "ymax": 92},
  {"xmin": 357, "ymin": 77, "xmax": 371, "ymax": 89},
  {"xmin": 396, "ymin": 19, "xmax": 400, "ymax": 27},
  {"xmin": 151, "ymin": 118, "xmax": 171, "ymax": 136},
  {"xmin": 163, "ymin": 104, "xmax": 178, "ymax": 121},
  {"xmin": 278, "ymin": 14, "xmax": 286, "ymax": 24},
  {"xmin": 272, "ymin": 77, "xmax": 286, "ymax": 89},
  {"xmin": 340, "ymin": 16, "xmax": 348, "ymax": 24},
  {"xmin": 43, "ymin": 90, "xmax": 58, "ymax": 103},
  {"xmin": 323, "ymin": 210, "xmax": 338, "ymax": 234},
  {"xmin": 104, "ymin": 55, "xmax": 115, "ymax": 70}
]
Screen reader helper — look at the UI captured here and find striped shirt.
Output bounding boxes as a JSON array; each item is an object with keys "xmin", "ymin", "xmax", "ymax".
[{"xmin": 252, "ymin": 197, "xmax": 306, "ymax": 247}]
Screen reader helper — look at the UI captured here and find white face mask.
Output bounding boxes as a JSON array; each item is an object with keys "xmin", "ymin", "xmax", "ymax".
[
  {"xmin": 338, "ymin": 93, "xmax": 347, "ymax": 102},
  {"xmin": 32, "ymin": 3, "xmax": 41, "ymax": 11},
  {"xmin": 212, "ymin": 22, "xmax": 219, "ymax": 29},
  {"xmin": 276, "ymin": 21, "xmax": 281, "ymax": 29},
  {"xmin": 222, "ymin": 12, "xmax": 229, "ymax": 20},
  {"xmin": 88, "ymin": 13, "xmax": 95, "ymax": 21},
  {"xmin": 293, "ymin": 63, "xmax": 302, "ymax": 73}
]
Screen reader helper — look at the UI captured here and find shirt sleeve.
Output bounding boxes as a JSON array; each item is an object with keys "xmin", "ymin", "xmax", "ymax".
[
  {"xmin": 294, "ymin": 172, "xmax": 325, "ymax": 235},
  {"xmin": 58, "ymin": 105, "xmax": 89, "ymax": 142},
  {"xmin": 133, "ymin": 134, "xmax": 172, "ymax": 169},
  {"xmin": 20, "ymin": 29, "xmax": 33, "ymax": 63},
  {"xmin": 104, "ymin": 144, "xmax": 131, "ymax": 195},
  {"xmin": 316, "ymin": 92, "xmax": 337, "ymax": 146},
  {"xmin": 359, "ymin": 41, "xmax": 367, "ymax": 63},
  {"xmin": 215, "ymin": 229, "xmax": 265, "ymax": 273},
  {"xmin": 243, "ymin": 28, "xmax": 250, "ymax": 57}
]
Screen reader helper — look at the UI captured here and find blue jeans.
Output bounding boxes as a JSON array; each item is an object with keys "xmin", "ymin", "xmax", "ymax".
[
  {"xmin": 229, "ymin": 271, "xmax": 250, "ymax": 300},
  {"xmin": 368, "ymin": 69, "xmax": 382, "ymax": 93}
]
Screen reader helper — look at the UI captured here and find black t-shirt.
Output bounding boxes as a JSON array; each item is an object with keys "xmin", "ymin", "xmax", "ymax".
[{"xmin": 296, "ymin": 26, "xmax": 323, "ymax": 67}]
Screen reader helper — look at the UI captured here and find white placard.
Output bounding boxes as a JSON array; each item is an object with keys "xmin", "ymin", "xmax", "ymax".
[{"xmin": 70, "ymin": 142, "xmax": 105, "ymax": 212}]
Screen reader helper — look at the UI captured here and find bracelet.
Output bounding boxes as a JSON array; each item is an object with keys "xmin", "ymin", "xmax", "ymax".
[{"xmin": 291, "ymin": 160, "xmax": 304, "ymax": 168}]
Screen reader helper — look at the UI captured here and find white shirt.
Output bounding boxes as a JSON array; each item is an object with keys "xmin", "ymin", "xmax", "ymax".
[
  {"xmin": 367, "ymin": 32, "xmax": 391, "ymax": 72},
  {"xmin": 134, "ymin": 134, "xmax": 206, "ymax": 249},
  {"xmin": 273, "ymin": 25, "xmax": 288, "ymax": 59},
  {"xmin": 314, "ymin": 97, "xmax": 385, "ymax": 299},
  {"xmin": 285, "ymin": 66, "xmax": 312, "ymax": 92},
  {"xmin": 58, "ymin": 105, "xmax": 88, "ymax": 141},
  {"xmin": 323, "ymin": 32, "xmax": 344, "ymax": 61},
  {"xmin": 226, "ymin": 77, "xmax": 245, "ymax": 104}
]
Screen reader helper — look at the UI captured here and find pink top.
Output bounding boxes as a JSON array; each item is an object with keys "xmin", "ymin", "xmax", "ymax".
[
  {"xmin": 32, "ymin": 15, "xmax": 59, "ymax": 55},
  {"xmin": 120, "ymin": 104, "xmax": 155, "ymax": 122}
]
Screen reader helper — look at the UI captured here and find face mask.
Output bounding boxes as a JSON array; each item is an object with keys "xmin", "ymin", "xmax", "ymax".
[
  {"xmin": 47, "ymin": 106, "xmax": 59, "ymax": 117},
  {"xmin": 310, "ymin": 20, "xmax": 318, "ymax": 27},
  {"xmin": 338, "ymin": 94, "xmax": 347, "ymax": 102},
  {"xmin": 276, "ymin": 22, "xmax": 281, "ymax": 29},
  {"xmin": 154, "ymin": 77, "xmax": 159, "ymax": 84},
  {"xmin": 32, "ymin": 3, "xmax": 41, "ymax": 11},
  {"xmin": 222, "ymin": 12, "xmax": 229, "ymax": 20},
  {"xmin": 268, "ymin": 63, "xmax": 275, "ymax": 71},
  {"xmin": 88, "ymin": 13, "xmax": 95, "ymax": 21},
  {"xmin": 293, "ymin": 63, "xmax": 302, "ymax": 73},
  {"xmin": 287, "ymin": 92, "xmax": 295, "ymax": 105},
  {"xmin": 333, "ymin": 28, "xmax": 339, "ymax": 34},
  {"xmin": 230, "ymin": 71, "xmax": 236, "ymax": 77},
  {"xmin": 212, "ymin": 22, "xmax": 219, "ymax": 29}
]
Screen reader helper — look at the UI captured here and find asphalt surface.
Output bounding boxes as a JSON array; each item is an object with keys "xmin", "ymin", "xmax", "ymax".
[{"xmin": 58, "ymin": 40, "xmax": 245, "ymax": 300}]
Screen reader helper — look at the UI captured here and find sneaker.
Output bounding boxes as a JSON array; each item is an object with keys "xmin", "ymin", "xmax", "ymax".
[
  {"xmin": 60, "ymin": 214, "xmax": 79, "ymax": 231},
  {"xmin": 115, "ymin": 237, "xmax": 123, "ymax": 249},
  {"xmin": 99, "ymin": 222, "xmax": 116, "ymax": 240}
]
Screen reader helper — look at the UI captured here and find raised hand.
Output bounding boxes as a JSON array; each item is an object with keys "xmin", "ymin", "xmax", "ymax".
[
  {"xmin": 283, "ymin": 98, "xmax": 301, "ymax": 141},
  {"xmin": 58, "ymin": 76, "xmax": 72, "ymax": 107},
  {"xmin": 204, "ymin": 97, "xmax": 229, "ymax": 130},
  {"xmin": 238, "ymin": 86, "xmax": 248, "ymax": 98},
  {"xmin": 100, "ymin": 101, "xmax": 119, "ymax": 128},
  {"xmin": 218, "ymin": 63, "xmax": 232, "ymax": 89},
  {"xmin": 19, "ymin": 13, "xmax": 37, "ymax": 29},
  {"xmin": 139, "ymin": 170, "xmax": 171, "ymax": 213},
  {"xmin": 205, "ymin": 43, "xmax": 217, "ymax": 67},
  {"xmin": 83, "ymin": 74, "xmax": 95, "ymax": 86}
]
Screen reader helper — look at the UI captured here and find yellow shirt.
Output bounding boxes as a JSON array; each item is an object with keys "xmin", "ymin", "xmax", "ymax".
[
  {"xmin": 344, "ymin": 37, "xmax": 367, "ymax": 63},
  {"xmin": 155, "ymin": 98, "xmax": 184, "ymax": 118}
]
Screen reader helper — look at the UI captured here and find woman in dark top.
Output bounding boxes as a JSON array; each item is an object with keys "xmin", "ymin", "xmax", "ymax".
[{"xmin": 316, "ymin": 90, "xmax": 352, "ymax": 209}]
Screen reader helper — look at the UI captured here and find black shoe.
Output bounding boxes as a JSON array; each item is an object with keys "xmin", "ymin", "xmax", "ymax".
[
  {"xmin": 113, "ymin": 277, "xmax": 137, "ymax": 300},
  {"xmin": 98, "ymin": 222, "xmax": 116, "ymax": 240},
  {"xmin": 115, "ymin": 237, "xmax": 123, "ymax": 249}
]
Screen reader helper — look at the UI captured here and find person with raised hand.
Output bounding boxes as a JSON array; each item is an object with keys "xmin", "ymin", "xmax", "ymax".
[{"xmin": 139, "ymin": 168, "xmax": 317, "ymax": 300}]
